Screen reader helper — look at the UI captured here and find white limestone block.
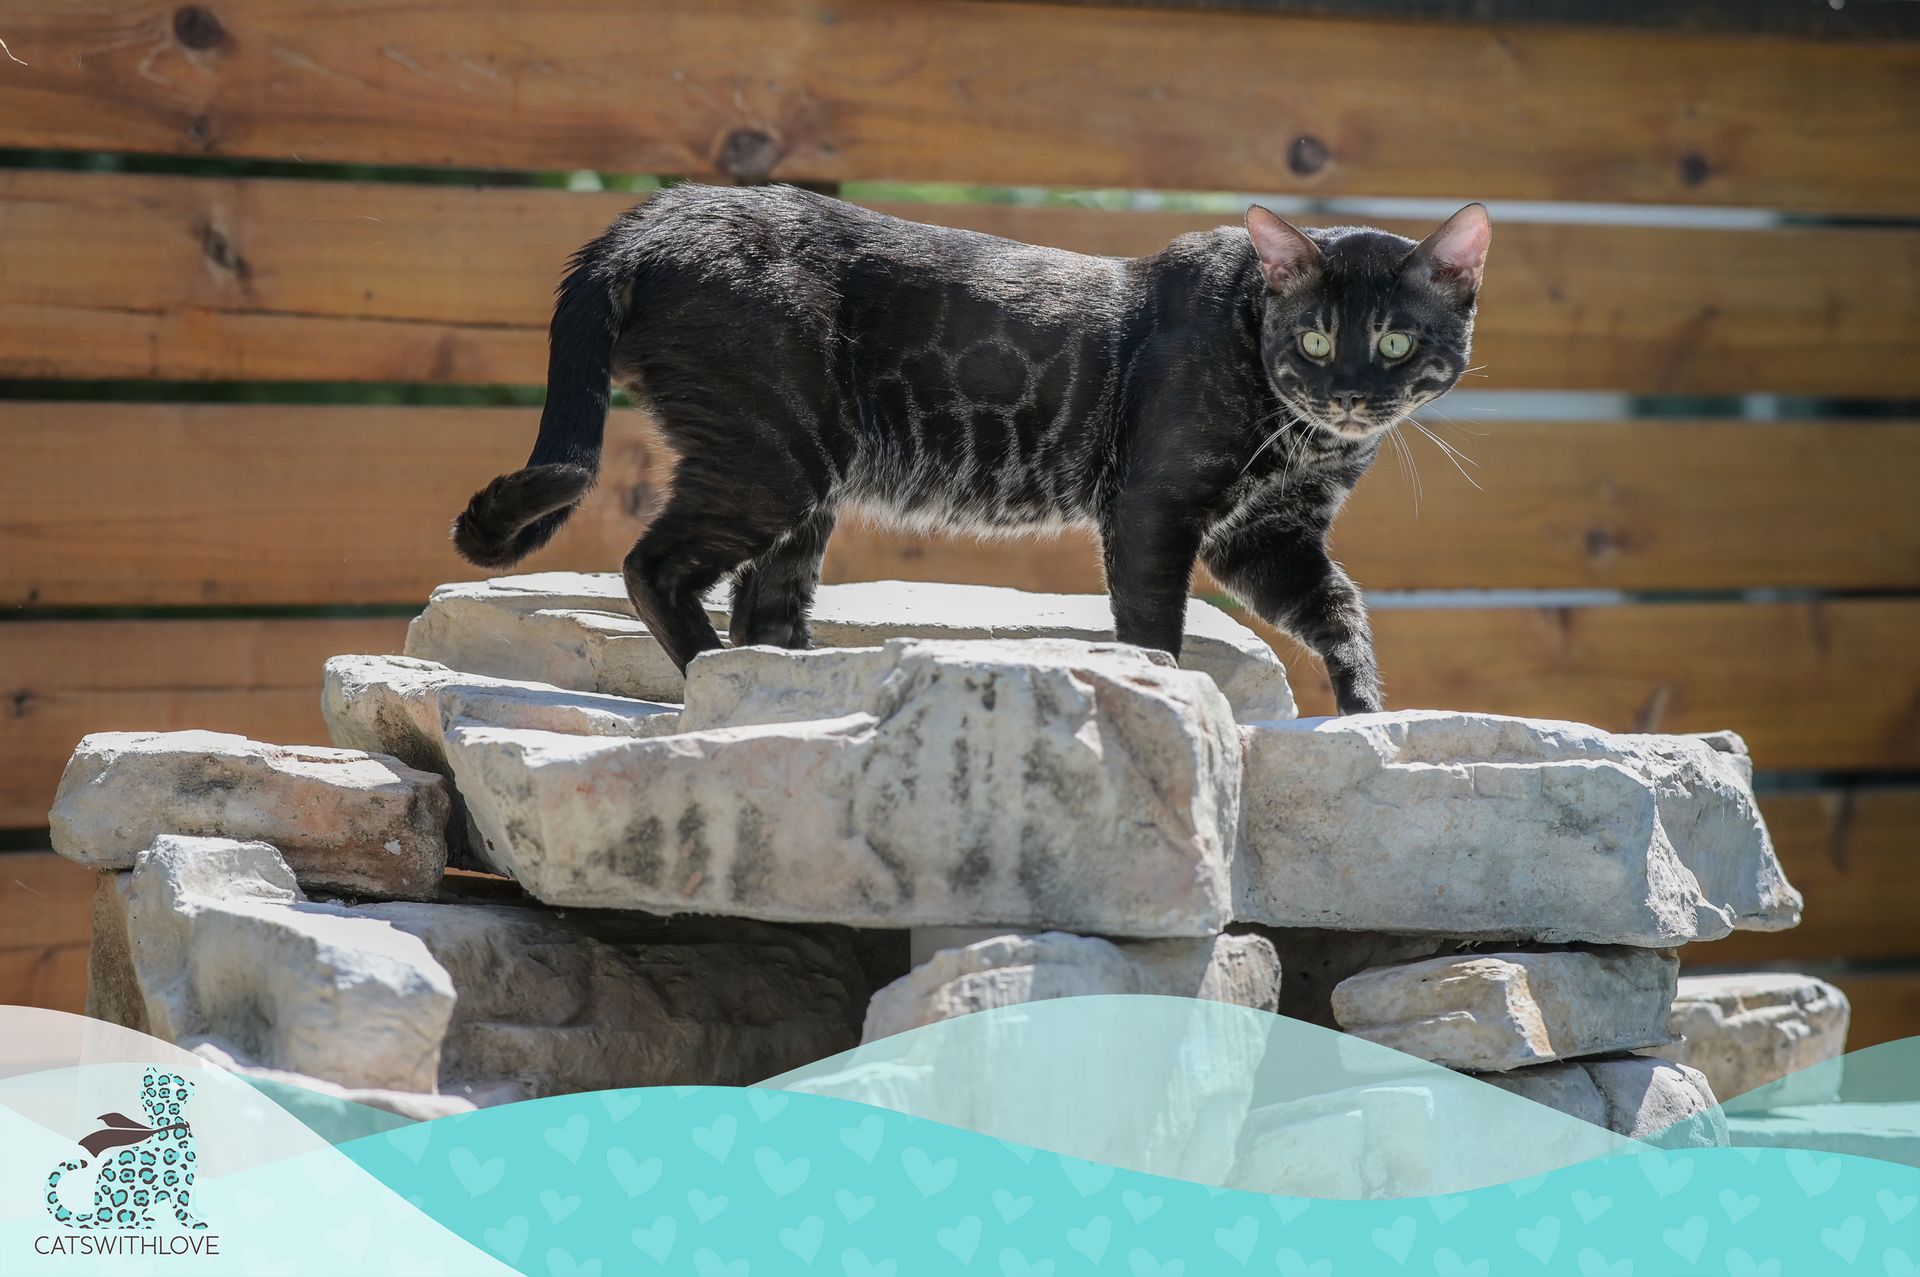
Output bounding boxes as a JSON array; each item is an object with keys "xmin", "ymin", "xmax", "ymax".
[
  {"xmin": 446, "ymin": 638, "xmax": 1240, "ymax": 935},
  {"xmin": 1482, "ymin": 1057, "xmax": 1729, "ymax": 1146},
  {"xmin": 1237, "ymin": 711, "xmax": 1801, "ymax": 946},
  {"xmin": 864, "ymin": 931, "xmax": 1281, "ymax": 1040},
  {"xmin": 322, "ymin": 653, "xmax": 681, "ymax": 777},
  {"xmin": 50, "ymin": 730, "xmax": 450, "ymax": 900},
  {"xmin": 88, "ymin": 838, "xmax": 872, "ymax": 1102},
  {"xmin": 1331, "ymin": 947, "xmax": 1678, "ymax": 1071},
  {"xmin": 352, "ymin": 897, "xmax": 869, "ymax": 1096},
  {"xmin": 405, "ymin": 573, "xmax": 1296, "ymax": 720},
  {"xmin": 1652, "ymin": 972, "xmax": 1850, "ymax": 1110},
  {"xmin": 95, "ymin": 836, "xmax": 457, "ymax": 1093}
]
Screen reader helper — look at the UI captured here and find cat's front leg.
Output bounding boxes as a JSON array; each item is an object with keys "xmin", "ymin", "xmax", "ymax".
[
  {"xmin": 1101, "ymin": 493, "xmax": 1204, "ymax": 660},
  {"xmin": 1203, "ymin": 520, "xmax": 1382, "ymax": 715}
]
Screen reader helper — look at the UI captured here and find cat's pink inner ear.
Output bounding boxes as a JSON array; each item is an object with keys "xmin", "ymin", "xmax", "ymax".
[
  {"xmin": 1245, "ymin": 206, "xmax": 1321, "ymax": 294},
  {"xmin": 1417, "ymin": 203, "xmax": 1492, "ymax": 295}
]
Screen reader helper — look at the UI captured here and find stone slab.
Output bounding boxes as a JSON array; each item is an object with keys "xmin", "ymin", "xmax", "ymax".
[
  {"xmin": 1651, "ymin": 972, "xmax": 1850, "ymax": 1111},
  {"xmin": 322, "ymin": 654, "xmax": 679, "ymax": 871},
  {"xmin": 51, "ymin": 730, "xmax": 450, "ymax": 900},
  {"xmin": 90, "ymin": 836, "xmax": 873, "ymax": 1102},
  {"xmin": 352, "ymin": 897, "xmax": 869, "ymax": 1095},
  {"xmin": 323, "ymin": 654, "xmax": 681, "ymax": 779},
  {"xmin": 1254, "ymin": 929, "xmax": 1450, "ymax": 1029},
  {"xmin": 446, "ymin": 638, "xmax": 1240, "ymax": 935},
  {"xmin": 405, "ymin": 573, "xmax": 1296, "ymax": 720},
  {"xmin": 1481, "ymin": 1057, "xmax": 1728, "ymax": 1147},
  {"xmin": 864, "ymin": 931, "xmax": 1281, "ymax": 1040},
  {"xmin": 1332, "ymin": 947, "xmax": 1678, "ymax": 1072},
  {"xmin": 94, "ymin": 836, "xmax": 457, "ymax": 1093},
  {"xmin": 1237, "ymin": 711, "xmax": 1801, "ymax": 946}
]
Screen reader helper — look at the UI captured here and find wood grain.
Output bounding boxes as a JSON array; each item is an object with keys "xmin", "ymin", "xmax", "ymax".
[
  {"xmin": 1687, "ymin": 791, "xmax": 1920, "ymax": 966},
  {"xmin": 1826, "ymin": 971, "xmax": 1920, "ymax": 1050},
  {"xmin": 0, "ymin": 852, "xmax": 95, "ymax": 1012},
  {"xmin": 0, "ymin": 617, "xmax": 408, "ymax": 829},
  {"xmin": 1266, "ymin": 599, "xmax": 1920, "ymax": 772},
  {"xmin": 0, "ymin": 1, "xmax": 1915, "ymax": 212},
  {"xmin": 6, "ymin": 169, "xmax": 1920, "ymax": 395},
  {"xmin": 7, "ymin": 402, "xmax": 1919, "ymax": 607},
  {"xmin": 6, "ymin": 599, "xmax": 1918, "ymax": 827}
]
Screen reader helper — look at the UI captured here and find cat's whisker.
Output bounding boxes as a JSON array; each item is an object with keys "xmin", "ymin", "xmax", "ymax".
[
  {"xmin": 1386, "ymin": 424, "xmax": 1422, "ymax": 515},
  {"xmin": 1421, "ymin": 406, "xmax": 1492, "ymax": 439},
  {"xmin": 1411, "ymin": 418, "xmax": 1480, "ymax": 467},
  {"xmin": 1411, "ymin": 421, "xmax": 1484, "ymax": 490}
]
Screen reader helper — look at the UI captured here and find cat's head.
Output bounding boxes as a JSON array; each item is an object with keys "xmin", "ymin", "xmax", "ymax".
[{"xmin": 1245, "ymin": 203, "xmax": 1491, "ymax": 441}]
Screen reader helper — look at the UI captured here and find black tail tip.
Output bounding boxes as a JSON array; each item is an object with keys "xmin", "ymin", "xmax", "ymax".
[{"xmin": 451, "ymin": 463, "xmax": 595, "ymax": 569}]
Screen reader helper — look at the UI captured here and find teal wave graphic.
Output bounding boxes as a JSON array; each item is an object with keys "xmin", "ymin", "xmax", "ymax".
[
  {"xmin": 767, "ymin": 996, "xmax": 1920, "ymax": 1193},
  {"xmin": 342, "ymin": 1084, "xmax": 1920, "ymax": 1276}
]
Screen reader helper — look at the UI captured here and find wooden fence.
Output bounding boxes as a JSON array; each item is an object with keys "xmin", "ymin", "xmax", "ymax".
[{"xmin": 1, "ymin": 0, "xmax": 1916, "ymax": 1046}]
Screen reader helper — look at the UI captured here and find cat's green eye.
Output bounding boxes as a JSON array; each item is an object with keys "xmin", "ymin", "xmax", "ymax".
[
  {"xmin": 1298, "ymin": 331, "xmax": 1332, "ymax": 359},
  {"xmin": 1378, "ymin": 331, "xmax": 1414, "ymax": 360}
]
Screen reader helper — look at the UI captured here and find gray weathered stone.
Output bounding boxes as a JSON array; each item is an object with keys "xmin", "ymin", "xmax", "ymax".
[
  {"xmin": 51, "ymin": 730, "xmax": 450, "ymax": 900},
  {"xmin": 864, "ymin": 931, "xmax": 1281, "ymax": 1040},
  {"xmin": 1254, "ymin": 929, "xmax": 1450, "ymax": 1028},
  {"xmin": 447, "ymin": 638, "xmax": 1240, "ymax": 935},
  {"xmin": 90, "ymin": 837, "xmax": 873, "ymax": 1102},
  {"xmin": 1652, "ymin": 973, "xmax": 1850, "ymax": 1110},
  {"xmin": 322, "ymin": 654, "xmax": 681, "ymax": 780},
  {"xmin": 322, "ymin": 654, "xmax": 679, "ymax": 870},
  {"xmin": 187, "ymin": 1041, "xmax": 479, "ymax": 1122},
  {"xmin": 97, "ymin": 836, "xmax": 457, "ymax": 1093},
  {"xmin": 352, "ymin": 896, "xmax": 869, "ymax": 1096},
  {"xmin": 1231, "ymin": 1072, "xmax": 1635, "ymax": 1198},
  {"xmin": 1332, "ymin": 947, "xmax": 1678, "ymax": 1072},
  {"xmin": 1482, "ymin": 1057, "xmax": 1728, "ymax": 1146},
  {"xmin": 406, "ymin": 573, "xmax": 1296, "ymax": 720},
  {"xmin": 1237, "ymin": 711, "xmax": 1801, "ymax": 946}
]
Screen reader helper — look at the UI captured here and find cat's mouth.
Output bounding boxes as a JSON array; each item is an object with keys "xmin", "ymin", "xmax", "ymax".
[{"xmin": 1316, "ymin": 408, "xmax": 1398, "ymax": 440}]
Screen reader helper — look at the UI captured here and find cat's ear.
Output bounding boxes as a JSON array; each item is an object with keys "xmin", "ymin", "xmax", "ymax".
[
  {"xmin": 1406, "ymin": 203, "xmax": 1492, "ymax": 299},
  {"xmin": 1245, "ymin": 206, "xmax": 1322, "ymax": 294}
]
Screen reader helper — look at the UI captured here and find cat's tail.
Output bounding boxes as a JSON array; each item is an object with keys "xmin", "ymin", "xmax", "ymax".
[
  {"xmin": 46, "ymin": 1158, "xmax": 84, "ymax": 1224},
  {"xmin": 452, "ymin": 238, "xmax": 626, "ymax": 568}
]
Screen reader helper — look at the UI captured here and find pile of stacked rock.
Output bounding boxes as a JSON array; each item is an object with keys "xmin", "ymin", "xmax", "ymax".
[{"xmin": 48, "ymin": 576, "xmax": 1848, "ymax": 1156}]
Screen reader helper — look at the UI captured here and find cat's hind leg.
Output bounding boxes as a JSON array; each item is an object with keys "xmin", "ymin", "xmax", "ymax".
[
  {"xmin": 623, "ymin": 457, "xmax": 820, "ymax": 673},
  {"xmin": 728, "ymin": 508, "xmax": 835, "ymax": 649}
]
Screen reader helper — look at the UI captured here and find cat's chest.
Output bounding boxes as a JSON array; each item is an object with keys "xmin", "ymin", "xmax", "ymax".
[{"xmin": 1215, "ymin": 433, "xmax": 1374, "ymax": 529}]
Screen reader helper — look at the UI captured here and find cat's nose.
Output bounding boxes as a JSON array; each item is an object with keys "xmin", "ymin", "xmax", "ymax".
[{"xmin": 1332, "ymin": 391, "xmax": 1366, "ymax": 412}]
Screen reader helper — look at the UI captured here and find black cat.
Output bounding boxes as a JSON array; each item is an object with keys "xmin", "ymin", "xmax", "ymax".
[{"xmin": 453, "ymin": 185, "xmax": 1490, "ymax": 713}]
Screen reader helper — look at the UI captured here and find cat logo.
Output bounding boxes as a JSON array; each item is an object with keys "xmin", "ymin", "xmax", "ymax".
[{"xmin": 38, "ymin": 1067, "xmax": 217, "ymax": 1250}]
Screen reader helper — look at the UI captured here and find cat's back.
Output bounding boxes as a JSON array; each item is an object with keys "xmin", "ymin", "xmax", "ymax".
[{"xmin": 630, "ymin": 185, "xmax": 1125, "ymax": 309}]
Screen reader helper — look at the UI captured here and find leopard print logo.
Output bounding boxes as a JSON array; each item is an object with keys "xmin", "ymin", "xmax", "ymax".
[{"xmin": 45, "ymin": 1067, "xmax": 207, "ymax": 1231}]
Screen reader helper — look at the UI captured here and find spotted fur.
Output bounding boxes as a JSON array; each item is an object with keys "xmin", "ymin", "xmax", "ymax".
[
  {"xmin": 46, "ymin": 1069, "xmax": 206, "ymax": 1231},
  {"xmin": 453, "ymin": 185, "xmax": 1489, "ymax": 712}
]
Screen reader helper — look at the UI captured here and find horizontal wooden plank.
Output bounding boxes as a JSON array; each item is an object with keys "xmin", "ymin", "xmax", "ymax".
[
  {"xmin": 0, "ymin": 405, "xmax": 668, "ymax": 609},
  {"xmin": 0, "ymin": 942, "xmax": 89, "ymax": 1015},
  {"xmin": 0, "ymin": 2, "xmax": 1916, "ymax": 212},
  {"xmin": 7, "ymin": 169, "xmax": 1920, "ymax": 396},
  {"xmin": 0, "ymin": 617, "xmax": 408, "ymax": 828},
  {"xmin": 6, "ymin": 599, "xmax": 1917, "ymax": 827},
  {"xmin": 1267, "ymin": 599, "xmax": 1920, "ymax": 772},
  {"xmin": 832, "ymin": 419, "xmax": 1920, "ymax": 596},
  {"xmin": 0, "ymin": 852, "xmax": 98, "ymax": 951},
  {"xmin": 7, "ymin": 402, "xmax": 1919, "ymax": 607},
  {"xmin": 1683, "ymin": 791, "xmax": 1920, "ymax": 966},
  {"xmin": 1010, "ymin": 0, "xmax": 1920, "ymax": 40},
  {"xmin": 1826, "ymin": 971, "xmax": 1920, "ymax": 1050}
]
